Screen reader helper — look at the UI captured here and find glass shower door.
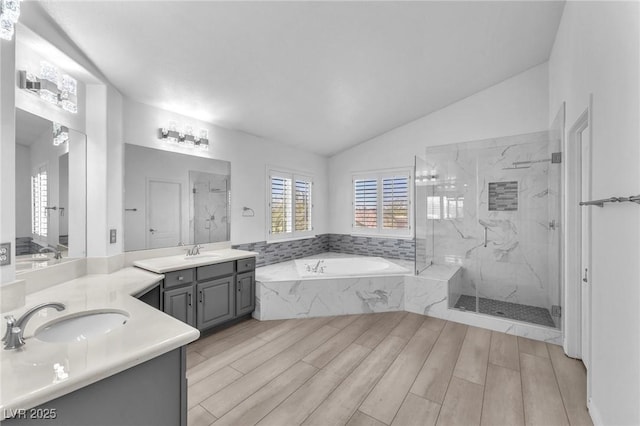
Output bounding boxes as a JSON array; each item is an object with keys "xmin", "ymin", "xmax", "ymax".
[{"xmin": 433, "ymin": 132, "xmax": 562, "ymax": 329}]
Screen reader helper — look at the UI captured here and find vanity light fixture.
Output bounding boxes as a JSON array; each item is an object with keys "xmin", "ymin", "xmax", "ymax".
[
  {"xmin": 159, "ymin": 123, "xmax": 209, "ymax": 150},
  {"xmin": 0, "ymin": 0, "xmax": 20, "ymax": 41},
  {"xmin": 18, "ymin": 61, "xmax": 78, "ymax": 114},
  {"xmin": 53, "ymin": 122, "xmax": 69, "ymax": 146}
]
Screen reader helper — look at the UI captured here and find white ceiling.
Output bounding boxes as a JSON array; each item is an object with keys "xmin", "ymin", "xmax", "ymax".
[{"xmin": 34, "ymin": 1, "xmax": 564, "ymax": 156}]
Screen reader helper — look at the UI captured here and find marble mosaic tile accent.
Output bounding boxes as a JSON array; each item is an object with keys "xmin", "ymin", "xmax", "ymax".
[
  {"xmin": 233, "ymin": 234, "xmax": 330, "ymax": 267},
  {"xmin": 15, "ymin": 237, "xmax": 44, "ymax": 256},
  {"xmin": 328, "ymin": 234, "xmax": 415, "ymax": 261},
  {"xmin": 233, "ymin": 234, "xmax": 414, "ymax": 267},
  {"xmin": 16, "ymin": 237, "xmax": 33, "ymax": 256},
  {"xmin": 488, "ymin": 181, "xmax": 518, "ymax": 211}
]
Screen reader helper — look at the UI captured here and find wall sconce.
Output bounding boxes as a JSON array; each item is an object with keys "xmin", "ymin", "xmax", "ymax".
[
  {"xmin": 18, "ymin": 61, "xmax": 78, "ymax": 114},
  {"xmin": 159, "ymin": 122, "xmax": 209, "ymax": 150},
  {"xmin": 53, "ymin": 122, "xmax": 69, "ymax": 146},
  {"xmin": 0, "ymin": 0, "xmax": 20, "ymax": 41}
]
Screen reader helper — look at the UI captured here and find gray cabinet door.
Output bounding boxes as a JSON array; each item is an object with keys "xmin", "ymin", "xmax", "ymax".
[
  {"xmin": 163, "ymin": 286, "xmax": 195, "ymax": 327},
  {"xmin": 197, "ymin": 277, "xmax": 234, "ymax": 330},
  {"xmin": 236, "ymin": 271, "xmax": 255, "ymax": 317}
]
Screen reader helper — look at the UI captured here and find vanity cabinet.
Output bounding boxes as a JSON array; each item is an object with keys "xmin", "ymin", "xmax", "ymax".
[
  {"xmin": 164, "ymin": 286, "xmax": 195, "ymax": 327},
  {"xmin": 196, "ymin": 277, "xmax": 234, "ymax": 329},
  {"xmin": 236, "ymin": 271, "xmax": 256, "ymax": 316},
  {"xmin": 159, "ymin": 257, "xmax": 255, "ymax": 332}
]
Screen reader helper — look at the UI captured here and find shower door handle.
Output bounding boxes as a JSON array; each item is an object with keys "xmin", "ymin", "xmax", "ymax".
[
  {"xmin": 483, "ymin": 227, "xmax": 488, "ymax": 248},
  {"xmin": 583, "ymin": 268, "xmax": 588, "ymax": 283}
]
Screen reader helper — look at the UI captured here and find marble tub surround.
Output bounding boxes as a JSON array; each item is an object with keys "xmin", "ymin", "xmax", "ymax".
[
  {"xmin": 133, "ymin": 248, "xmax": 257, "ymax": 274},
  {"xmin": 422, "ymin": 130, "xmax": 562, "ymax": 322},
  {"xmin": 255, "ymin": 253, "xmax": 411, "ymax": 320},
  {"xmin": 0, "ymin": 268, "xmax": 200, "ymax": 417},
  {"xmin": 255, "ymin": 275, "xmax": 405, "ymax": 320}
]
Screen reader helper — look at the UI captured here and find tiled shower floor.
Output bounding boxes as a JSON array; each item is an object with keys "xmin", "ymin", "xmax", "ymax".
[{"xmin": 454, "ymin": 295, "xmax": 556, "ymax": 328}]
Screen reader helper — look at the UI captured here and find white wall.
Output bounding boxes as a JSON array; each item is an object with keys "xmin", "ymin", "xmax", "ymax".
[
  {"xmin": 15, "ymin": 144, "xmax": 32, "ymax": 238},
  {"xmin": 122, "ymin": 99, "xmax": 329, "ymax": 245},
  {"xmin": 329, "ymin": 62, "xmax": 549, "ymax": 234},
  {"xmin": 0, "ymin": 38, "xmax": 16, "ymax": 283},
  {"xmin": 549, "ymin": 2, "xmax": 640, "ymax": 425}
]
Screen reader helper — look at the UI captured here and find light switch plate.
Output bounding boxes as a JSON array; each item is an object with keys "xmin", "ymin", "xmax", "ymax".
[
  {"xmin": 110, "ymin": 229, "xmax": 117, "ymax": 244},
  {"xmin": 0, "ymin": 242, "xmax": 11, "ymax": 266}
]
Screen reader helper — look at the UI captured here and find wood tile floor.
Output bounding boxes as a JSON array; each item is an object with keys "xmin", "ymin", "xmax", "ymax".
[{"xmin": 186, "ymin": 313, "xmax": 593, "ymax": 426}]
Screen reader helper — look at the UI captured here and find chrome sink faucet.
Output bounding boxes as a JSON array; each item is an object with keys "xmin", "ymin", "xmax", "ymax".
[
  {"xmin": 3, "ymin": 302, "xmax": 66, "ymax": 350},
  {"xmin": 39, "ymin": 246, "xmax": 62, "ymax": 260},
  {"xmin": 186, "ymin": 244, "xmax": 203, "ymax": 256}
]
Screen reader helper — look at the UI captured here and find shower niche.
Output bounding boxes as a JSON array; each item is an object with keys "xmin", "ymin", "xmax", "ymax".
[{"xmin": 417, "ymin": 129, "xmax": 562, "ymax": 329}]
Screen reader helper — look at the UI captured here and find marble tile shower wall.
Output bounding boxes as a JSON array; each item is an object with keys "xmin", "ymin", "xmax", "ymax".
[
  {"xmin": 233, "ymin": 234, "xmax": 415, "ymax": 267},
  {"xmin": 425, "ymin": 131, "xmax": 560, "ymax": 310}
]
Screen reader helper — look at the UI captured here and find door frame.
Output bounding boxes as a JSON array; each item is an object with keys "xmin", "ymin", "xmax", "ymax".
[{"xmin": 564, "ymin": 95, "xmax": 593, "ymax": 383}]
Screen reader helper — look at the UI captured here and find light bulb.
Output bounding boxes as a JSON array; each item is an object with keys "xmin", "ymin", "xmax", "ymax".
[
  {"xmin": 59, "ymin": 74, "xmax": 78, "ymax": 114},
  {"xmin": 39, "ymin": 61, "xmax": 60, "ymax": 105},
  {"xmin": 1, "ymin": 0, "xmax": 20, "ymax": 23},
  {"xmin": 0, "ymin": 13, "xmax": 14, "ymax": 41}
]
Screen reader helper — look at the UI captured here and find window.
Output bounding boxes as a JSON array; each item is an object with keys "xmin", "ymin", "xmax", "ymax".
[
  {"xmin": 353, "ymin": 170, "xmax": 411, "ymax": 236},
  {"xmin": 268, "ymin": 169, "xmax": 313, "ymax": 240},
  {"xmin": 427, "ymin": 195, "xmax": 464, "ymax": 220},
  {"xmin": 31, "ymin": 165, "xmax": 48, "ymax": 238}
]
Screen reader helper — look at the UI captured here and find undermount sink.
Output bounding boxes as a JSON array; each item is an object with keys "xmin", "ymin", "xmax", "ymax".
[
  {"xmin": 35, "ymin": 309, "xmax": 129, "ymax": 343},
  {"xmin": 184, "ymin": 253, "xmax": 220, "ymax": 261}
]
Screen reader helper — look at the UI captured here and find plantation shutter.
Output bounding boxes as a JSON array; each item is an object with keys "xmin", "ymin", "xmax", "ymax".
[
  {"xmin": 31, "ymin": 167, "xmax": 48, "ymax": 237},
  {"xmin": 354, "ymin": 179, "xmax": 378, "ymax": 228},
  {"xmin": 382, "ymin": 176, "xmax": 409, "ymax": 230},
  {"xmin": 270, "ymin": 175, "xmax": 292, "ymax": 234},
  {"xmin": 295, "ymin": 178, "xmax": 312, "ymax": 232}
]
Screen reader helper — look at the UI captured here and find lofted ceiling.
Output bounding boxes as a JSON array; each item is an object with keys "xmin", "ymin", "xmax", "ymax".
[{"xmin": 34, "ymin": 1, "xmax": 564, "ymax": 156}]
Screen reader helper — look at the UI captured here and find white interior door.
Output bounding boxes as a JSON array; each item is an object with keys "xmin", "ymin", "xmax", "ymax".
[
  {"xmin": 147, "ymin": 180, "xmax": 181, "ymax": 249},
  {"xmin": 579, "ymin": 123, "xmax": 592, "ymax": 370}
]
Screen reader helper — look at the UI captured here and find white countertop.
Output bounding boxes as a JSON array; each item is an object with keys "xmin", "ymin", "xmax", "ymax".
[
  {"xmin": 0, "ymin": 267, "xmax": 200, "ymax": 417},
  {"xmin": 133, "ymin": 248, "xmax": 258, "ymax": 273}
]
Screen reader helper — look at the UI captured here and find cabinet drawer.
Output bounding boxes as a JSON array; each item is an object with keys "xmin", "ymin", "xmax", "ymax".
[
  {"xmin": 164, "ymin": 269, "xmax": 194, "ymax": 289},
  {"xmin": 197, "ymin": 261, "xmax": 235, "ymax": 281},
  {"xmin": 237, "ymin": 257, "xmax": 256, "ymax": 273}
]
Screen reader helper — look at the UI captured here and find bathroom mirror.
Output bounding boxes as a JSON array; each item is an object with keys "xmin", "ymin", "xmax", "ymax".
[
  {"xmin": 15, "ymin": 108, "xmax": 87, "ymax": 273},
  {"xmin": 124, "ymin": 144, "xmax": 231, "ymax": 251}
]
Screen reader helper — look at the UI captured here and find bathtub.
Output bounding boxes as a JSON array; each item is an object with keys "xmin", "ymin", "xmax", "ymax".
[
  {"xmin": 293, "ymin": 257, "xmax": 410, "ymax": 278},
  {"xmin": 254, "ymin": 253, "xmax": 412, "ymax": 320}
]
